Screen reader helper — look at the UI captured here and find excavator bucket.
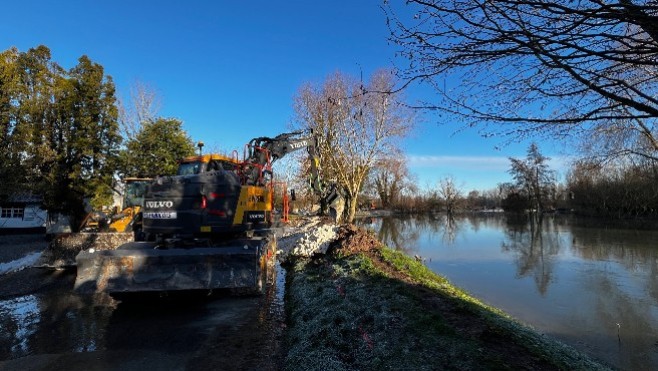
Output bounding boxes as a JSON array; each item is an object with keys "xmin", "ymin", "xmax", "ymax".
[{"xmin": 73, "ymin": 236, "xmax": 276, "ymax": 294}]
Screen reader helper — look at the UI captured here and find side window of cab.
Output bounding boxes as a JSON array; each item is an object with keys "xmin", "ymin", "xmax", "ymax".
[{"xmin": 207, "ymin": 160, "xmax": 222, "ymax": 172}]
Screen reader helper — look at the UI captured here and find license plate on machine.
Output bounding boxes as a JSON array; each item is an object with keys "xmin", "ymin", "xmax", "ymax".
[{"xmin": 143, "ymin": 211, "xmax": 177, "ymax": 219}]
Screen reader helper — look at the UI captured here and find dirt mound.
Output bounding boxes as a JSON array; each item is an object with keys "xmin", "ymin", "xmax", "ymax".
[
  {"xmin": 277, "ymin": 221, "xmax": 383, "ymax": 262},
  {"xmin": 328, "ymin": 224, "xmax": 383, "ymax": 256}
]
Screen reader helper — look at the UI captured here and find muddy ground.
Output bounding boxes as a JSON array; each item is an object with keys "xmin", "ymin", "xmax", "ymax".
[{"xmin": 0, "ymin": 235, "xmax": 286, "ymax": 371}]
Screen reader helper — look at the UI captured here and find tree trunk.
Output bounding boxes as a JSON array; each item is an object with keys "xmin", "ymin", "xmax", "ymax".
[{"xmin": 346, "ymin": 195, "xmax": 358, "ymax": 224}]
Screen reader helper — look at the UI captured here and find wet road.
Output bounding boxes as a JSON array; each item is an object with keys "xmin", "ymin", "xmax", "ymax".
[{"xmin": 0, "ymin": 264, "xmax": 286, "ymax": 370}]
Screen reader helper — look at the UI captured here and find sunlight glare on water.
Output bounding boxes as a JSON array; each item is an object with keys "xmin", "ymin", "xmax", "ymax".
[{"xmin": 0, "ymin": 295, "xmax": 41, "ymax": 356}]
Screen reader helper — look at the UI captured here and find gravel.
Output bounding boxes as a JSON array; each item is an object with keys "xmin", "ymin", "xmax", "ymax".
[{"xmin": 277, "ymin": 218, "xmax": 339, "ymax": 262}]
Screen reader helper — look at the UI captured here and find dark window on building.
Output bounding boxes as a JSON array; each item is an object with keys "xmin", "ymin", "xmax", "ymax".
[{"xmin": 0, "ymin": 207, "xmax": 25, "ymax": 218}]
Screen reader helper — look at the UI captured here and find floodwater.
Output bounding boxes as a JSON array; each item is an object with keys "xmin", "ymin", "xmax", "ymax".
[
  {"xmin": 0, "ymin": 261, "xmax": 286, "ymax": 370},
  {"xmin": 359, "ymin": 214, "xmax": 658, "ymax": 371}
]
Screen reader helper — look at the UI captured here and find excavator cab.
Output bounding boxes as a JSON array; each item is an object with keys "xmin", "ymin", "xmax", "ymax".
[
  {"xmin": 176, "ymin": 154, "xmax": 241, "ymax": 175},
  {"xmin": 123, "ymin": 178, "xmax": 150, "ymax": 208}
]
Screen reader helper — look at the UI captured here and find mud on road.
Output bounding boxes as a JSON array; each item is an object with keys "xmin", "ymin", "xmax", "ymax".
[
  {"xmin": 0, "ymin": 219, "xmax": 332, "ymax": 371},
  {"xmin": 0, "ymin": 235, "xmax": 287, "ymax": 371}
]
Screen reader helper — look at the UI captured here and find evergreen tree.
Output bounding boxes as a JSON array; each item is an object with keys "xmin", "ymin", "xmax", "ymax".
[
  {"xmin": 117, "ymin": 117, "xmax": 196, "ymax": 178},
  {"xmin": 0, "ymin": 46, "xmax": 121, "ymax": 229}
]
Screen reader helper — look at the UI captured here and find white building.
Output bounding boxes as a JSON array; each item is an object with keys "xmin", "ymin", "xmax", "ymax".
[{"xmin": 0, "ymin": 194, "xmax": 48, "ymax": 233}]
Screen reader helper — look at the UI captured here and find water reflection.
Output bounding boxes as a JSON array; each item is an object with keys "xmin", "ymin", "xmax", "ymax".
[
  {"xmin": 359, "ymin": 214, "xmax": 658, "ymax": 370},
  {"xmin": 500, "ymin": 217, "xmax": 567, "ymax": 295},
  {"xmin": 0, "ymin": 265, "xmax": 286, "ymax": 366},
  {"xmin": 361, "ymin": 213, "xmax": 465, "ymax": 254},
  {"xmin": 361, "ymin": 215, "xmax": 421, "ymax": 254},
  {"xmin": 0, "ymin": 295, "xmax": 40, "ymax": 355},
  {"xmin": 0, "ymin": 274, "xmax": 116, "ymax": 360}
]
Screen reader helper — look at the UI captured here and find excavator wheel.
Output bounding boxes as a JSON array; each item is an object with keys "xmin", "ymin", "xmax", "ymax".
[{"xmin": 229, "ymin": 233, "xmax": 276, "ymax": 296}]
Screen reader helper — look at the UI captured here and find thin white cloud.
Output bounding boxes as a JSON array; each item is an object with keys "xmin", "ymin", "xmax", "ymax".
[
  {"xmin": 407, "ymin": 155, "xmax": 509, "ymax": 171},
  {"xmin": 406, "ymin": 154, "xmax": 572, "ymax": 172}
]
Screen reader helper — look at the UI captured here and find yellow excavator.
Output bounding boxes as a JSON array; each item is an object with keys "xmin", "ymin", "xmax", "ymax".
[
  {"xmin": 79, "ymin": 177, "xmax": 152, "ymax": 232},
  {"xmin": 108, "ymin": 177, "xmax": 152, "ymax": 232}
]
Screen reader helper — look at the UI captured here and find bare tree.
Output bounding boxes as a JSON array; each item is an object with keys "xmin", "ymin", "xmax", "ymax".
[
  {"xmin": 387, "ymin": 1, "xmax": 658, "ymax": 161},
  {"xmin": 509, "ymin": 143, "xmax": 557, "ymax": 213},
  {"xmin": 370, "ymin": 155, "xmax": 412, "ymax": 209},
  {"xmin": 117, "ymin": 79, "xmax": 162, "ymax": 141},
  {"xmin": 437, "ymin": 176, "xmax": 462, "ymax": 214},
  {"xmin": 294, "ymin": 70, "xmax": 414, "ymax": 222}
]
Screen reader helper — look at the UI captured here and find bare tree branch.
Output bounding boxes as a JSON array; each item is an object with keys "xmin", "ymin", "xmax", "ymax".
[
  {"xmin": 387, "ymin": 0, "xmax": 658, "ymax": 161},
  {"xmin": 117, "ymin": 79, "xmax": 162, "ymax": 141}
]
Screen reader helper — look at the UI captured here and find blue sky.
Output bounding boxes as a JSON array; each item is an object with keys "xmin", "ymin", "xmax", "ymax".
[{"xmin": 1, "ymin": 0, "xmax": 568, "ymax": 192}]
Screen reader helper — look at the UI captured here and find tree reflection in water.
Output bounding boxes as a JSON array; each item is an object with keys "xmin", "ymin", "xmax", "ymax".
[
  {"xmin": 358, "ymin": 213, "xmax": 464, "ymax": 256},
  {"xmin": 359, "ymin": 215, "xmax": 421, "ymax": 255},
  {"xmin": 500, "ymin": 214, "xmax": 566, "ymax": 296},
  {"xmin": 568, "ymin": 220, "xmax": 658, "ymax": 313}
]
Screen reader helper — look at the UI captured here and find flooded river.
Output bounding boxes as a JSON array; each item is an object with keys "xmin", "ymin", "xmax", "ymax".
[{"xmin": 359, "ymin": 214, "xmax": 658, "ymax": 370}]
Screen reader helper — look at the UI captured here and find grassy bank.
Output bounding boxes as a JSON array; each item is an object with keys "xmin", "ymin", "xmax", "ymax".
[{"xmin": 282, "ymin": 226, "xmax": 611, "ymax": 370}]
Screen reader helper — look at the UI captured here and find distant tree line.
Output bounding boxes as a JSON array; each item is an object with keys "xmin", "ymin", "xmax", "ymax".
[
  {"xmin": 357, "ymin": 143, "xmax": 658, "ymax": 221},
  {"xmin": 567, "ymin": 158, "xmax": 658, "ymax": 219}
]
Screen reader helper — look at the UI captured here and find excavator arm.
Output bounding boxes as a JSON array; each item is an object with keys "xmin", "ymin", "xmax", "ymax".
[
  {"xmin": 243, "ymin": 131, "xmax": 312, "ymax": 185},
  {"xmin": 243, "ymin": 130, "xmax": 343, "ymax": 220}
]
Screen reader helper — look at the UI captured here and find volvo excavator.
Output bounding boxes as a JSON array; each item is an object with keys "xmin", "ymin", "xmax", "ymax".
[{"xmin": 74, "ymin": 130, "xmax": 342, "ymax": 295}]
